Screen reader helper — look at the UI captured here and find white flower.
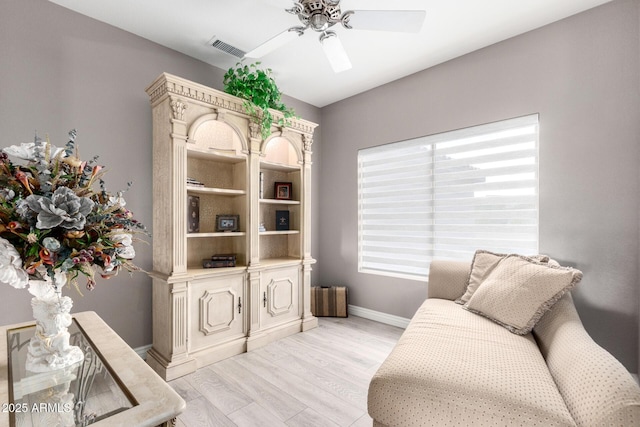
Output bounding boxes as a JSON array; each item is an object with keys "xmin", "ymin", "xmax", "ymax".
[
  {"xmin": 0, "ymin": 189, "xmax": 15, "ymax": 201},
  {"xmin": 0, "ymin": 237, "xmax": 29, "ymax": 289},
  {"xmin": 117, "ymin": 246, "xmax": 136, "ymax": 259},
  {"xmin": 110, "ymin": 232, "xmax": 135, "ymax": 259},
  {"xmin": 108, "ymin": 193, "xmax": 126, "ymax": 208},
  {"xmin": 3, "ymin": 142, "xmax": 65, "ymax": 162}
]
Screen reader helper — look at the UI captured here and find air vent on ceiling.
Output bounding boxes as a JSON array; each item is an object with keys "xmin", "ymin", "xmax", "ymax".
[{"xmin": 208, "ymin": 37, "xmax": 246, "ymax": 58}]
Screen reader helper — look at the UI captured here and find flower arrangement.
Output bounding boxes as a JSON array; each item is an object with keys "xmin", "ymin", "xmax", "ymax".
[{"xmin": 0, "ymin": 130, "xmax": 147, "ymax": 293}]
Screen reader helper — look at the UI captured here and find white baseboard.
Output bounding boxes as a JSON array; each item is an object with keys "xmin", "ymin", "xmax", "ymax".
[
  {"xmin": 134, "ymin": 344, "xmax": 152, "ymax": 360},
  {"xmin": 130, "ymin": 307, "xmax": 409, "ymax": 359},
  {"xmin": 633, "ymin": 374, "xmax": 639, "ymax": 385},
  {"xmin": 348, "ymin": 304, "xmax": 410, "ymax": 329}
]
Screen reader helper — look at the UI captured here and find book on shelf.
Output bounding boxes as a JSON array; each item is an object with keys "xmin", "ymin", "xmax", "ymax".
[
  {"xmin": 187, "ymin": 195, "xmax": 200, "ymax": 233},
  {"xmin": 202, "ymin": 259, "xmax": 236, "ymax": 268},
  {"xmin": 203, "ymin": 254, "xmax": 237, "ymax": 268},
  {"xmin": 187, "ymin": 177, "xmax": 205, "ymax": 187},
  {"xmin": 211, "ymin": 254, "xmax": 236, "ymax": 261},
  {"xmin": 275, "ymin": 210, "xmax": 290, "ymax": 231},
  {"xmin": 259, "ymin": 172, "xmax": 264, "ymax": 199}
]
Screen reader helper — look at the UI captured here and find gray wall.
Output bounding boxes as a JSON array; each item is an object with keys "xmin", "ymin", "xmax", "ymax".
[
  {"xmin": 0, "ymin": 0, "xmax": 322, "ymax": 349},
  {"xmin": 318, "ymin": 0, "xmax": 640, "ymax": 372},
  {"xmin": 2, "ymin": 0, "xmax": 638, "ymax": 374}
]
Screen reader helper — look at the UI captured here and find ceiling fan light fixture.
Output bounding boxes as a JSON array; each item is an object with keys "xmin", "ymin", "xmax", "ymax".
[
  {"xmin": 320, "ymin": 31, "xmax": 351, "ymax": 73},
  {"xmin": 310, "ymin": 12, "xmax": 329, "ymax": 31}
]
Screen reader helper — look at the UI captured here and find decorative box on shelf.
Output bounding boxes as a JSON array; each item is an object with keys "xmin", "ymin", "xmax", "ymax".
[{"xmin": 311, "ymin": 286, "xmax": 348, "ymax": 318}]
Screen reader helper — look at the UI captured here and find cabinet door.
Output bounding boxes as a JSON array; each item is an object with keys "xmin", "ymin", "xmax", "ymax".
[
  {"xmin": 260, "ymin": 266, "xmax": 300, "ymax": 328},
  {"xmin": 189, "ymin": 274, "xmax": 245, "ymax": 352}
]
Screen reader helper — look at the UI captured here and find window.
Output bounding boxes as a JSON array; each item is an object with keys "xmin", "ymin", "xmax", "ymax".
[{"xmin": 358, "ymin": 114, "xmax": 539, "ymax": 281}]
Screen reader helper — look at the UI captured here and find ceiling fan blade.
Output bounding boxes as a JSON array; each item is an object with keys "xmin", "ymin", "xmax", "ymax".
[
  {"xmin": 245, "ymin": 28, "xmax": 303, "ymax": 58},
  {"xmin": 262, "ymin": 0, "xmax": 292, "ymax": 8},
  {"xmin": 320, "ymin": 32, "xmax": 352, "ymax": 73},
  {"xmin": 347, "ymin": 10, "xmax": 426, "ymax": 33}
]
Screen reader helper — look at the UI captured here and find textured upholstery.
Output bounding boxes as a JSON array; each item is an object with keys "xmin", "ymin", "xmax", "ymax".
[
  {"xmin": 368, "ymin": 260, "xmax": 640, "ymax": 427},
  {"xmin": 534, "ymin": 293, "xmax": 640, "ymax": 426},
  {"xmin": 368, "ymin": 298, "xmax": 576, "ymax": 426},
  {"xmin": 456, "ymin": 250, "xmax": 506, "ymax": 304},
  {"xmin": 426, "ymin": 260, "xmax": 469, "ymax": 300},
  {"xmin": 463, "ymin": 255, "xmax": 582, "ymax": 335}
]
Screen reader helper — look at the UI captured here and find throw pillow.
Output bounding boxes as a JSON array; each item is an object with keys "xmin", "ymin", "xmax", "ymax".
[
  {"xmin": 455, "ymin": 250, "xmax": 505, "ymax": 305},
  {"xmin": 455, "ymin": 250, "xmax": 550, "ymax": 305},
  {"xmin": 463, "ymin": 254, "xmax": 582, "ymax": 335}
]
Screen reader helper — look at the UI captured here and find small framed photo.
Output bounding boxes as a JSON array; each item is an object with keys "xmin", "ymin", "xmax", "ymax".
[
  {"xmin": 216, "ymin": 215, "xmax": 239, "ymax": 232},
  {"xmin": 275, "ymin": 182, "xmax": 292, "ymax": 200}
]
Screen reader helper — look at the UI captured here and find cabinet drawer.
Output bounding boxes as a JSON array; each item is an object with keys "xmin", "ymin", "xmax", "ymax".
[{"xmin": 188, "ymin": 274, "xmax": 245, "ymax": 352}]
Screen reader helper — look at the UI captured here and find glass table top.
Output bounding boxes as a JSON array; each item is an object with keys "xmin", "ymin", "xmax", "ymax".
[{"xmin": 7, "ymin": 320, "xmax": 134, "ymax": 427}]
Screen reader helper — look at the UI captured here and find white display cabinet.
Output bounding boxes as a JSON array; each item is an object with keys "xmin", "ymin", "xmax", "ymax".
[{"xmin": 145, "ymin": 73, "xmax": 318, "ymax": 380}]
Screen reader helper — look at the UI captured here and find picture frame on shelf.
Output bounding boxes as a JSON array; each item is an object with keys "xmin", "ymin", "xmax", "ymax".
[
  {"xmin": 275, "ymin": 182, "xmax": 292, "ymax": 200},
  {"xmin": 216, "ymin": 214, "xmax": 239, "ymax": 232}
]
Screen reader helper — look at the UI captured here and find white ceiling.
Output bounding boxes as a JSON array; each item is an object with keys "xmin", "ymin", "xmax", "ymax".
[{"xmin": 49, "ymin": 0, "xmax": 612, "ymax": 108}]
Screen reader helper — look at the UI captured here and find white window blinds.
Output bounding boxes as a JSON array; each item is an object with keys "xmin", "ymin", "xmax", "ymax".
[{"xmin": 358, "ymin": 114, "xmax": 539, "ymax": 280}]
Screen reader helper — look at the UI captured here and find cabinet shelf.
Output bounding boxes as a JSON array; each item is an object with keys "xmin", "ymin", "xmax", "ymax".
[
  {"xmin": 259, "ymin": 198, "xmax": 300, "ymax": 205},
  {"xmin": 187, "ymin": 232, "xmax": 246, "ymax": 238},
  {"xmin": 187, "ymin": 146, "xmax": 246, "ymax": 163},
  {"xmin": 260, "ymin": 160, "xmax": 300, "ymax": 172},
  {"xmin": 188, "ymin": 186, "xmax": 246, "ymax": 196},
  {"xmin": 186, "ymin": 265, "xmax": 248, "ymax": 278},
  {"xmin": 259, "ymin": 230, "xmax": 300, "ymax": 236},
  {"xmin": 258, "ymin": 257, "xmax": 302, "ymax": 268}
]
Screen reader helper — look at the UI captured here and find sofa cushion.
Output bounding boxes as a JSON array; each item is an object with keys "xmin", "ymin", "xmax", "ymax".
[
  {"xmin": 463, "ymin": 255, "xmax": 582, "ymax": 335},
  {"xmin": 456, "ymin": 250, "xmax": 550, "ymax": 305},
  {"xmin": 455, "ymin": 250, "xmax": 505, "ymax": 305},
  {"xmin": 368, "ymin": 298, "xmax": 576, "ymax": 426}
]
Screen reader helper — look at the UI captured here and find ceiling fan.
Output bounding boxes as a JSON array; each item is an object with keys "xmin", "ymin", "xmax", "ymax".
[{"xmin": 245, "ymin": 0, "xmax": 426, "ymax": 73}]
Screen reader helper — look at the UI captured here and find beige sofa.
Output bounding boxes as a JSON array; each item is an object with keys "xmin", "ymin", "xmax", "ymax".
[{"xmin": 368, "ymin": 259, "xmax": 640, "ymax": 426}]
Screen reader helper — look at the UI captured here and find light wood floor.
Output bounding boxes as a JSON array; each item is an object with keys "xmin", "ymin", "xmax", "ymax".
[{"xmin": 169, "ymin": 316, "xmax": 404, "ymax": 427}]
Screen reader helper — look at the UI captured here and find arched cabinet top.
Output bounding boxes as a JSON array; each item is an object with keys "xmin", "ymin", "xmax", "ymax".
[
  {"xmin": 186, "ymin": 113, "xmax": 247, "ymax": 156},
  {"xmin": 261, "ymin": 134, "xmax": 302, "ymax": 166}
]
